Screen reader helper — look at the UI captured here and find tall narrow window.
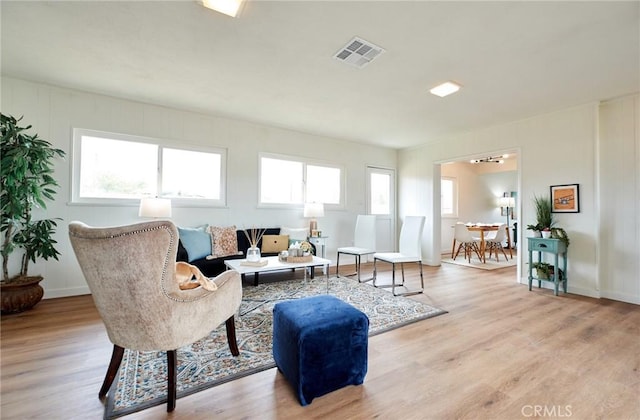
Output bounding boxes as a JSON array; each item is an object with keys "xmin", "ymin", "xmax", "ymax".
[
  {"xmin": 370, "ymin": 172, "xmax": 391, "ymax": 215},
  {"xmin": 441, "ymin": 177, "xmax": 458, "ymax": 217}
]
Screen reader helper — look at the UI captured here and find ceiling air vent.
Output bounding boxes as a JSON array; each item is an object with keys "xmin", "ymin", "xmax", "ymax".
[{"xmin": 333, "ymin": 36, "xmax": 385, "ymax": 69}]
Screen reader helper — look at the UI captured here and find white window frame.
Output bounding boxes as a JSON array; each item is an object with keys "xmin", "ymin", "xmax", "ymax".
[
  {"xmin": 258, "ymin": 152, "xmax": 345, "ymax": 209},
  {"xmin": 71, "ymin": 128, "xmax": 227, "ymax": 207},
  {"xmin": 441, "ymin": 176, "xmax": 458, "ymax": 218}
]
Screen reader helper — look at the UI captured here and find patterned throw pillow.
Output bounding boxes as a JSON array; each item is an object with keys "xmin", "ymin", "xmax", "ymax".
[{"xmin": 208, "ymin": 225, "xmax": 239, "ymax": 258}]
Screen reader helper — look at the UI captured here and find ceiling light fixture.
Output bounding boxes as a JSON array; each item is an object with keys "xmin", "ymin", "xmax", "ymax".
[
  {"xmin": 201, "ymin": 0, "xmax": 244, "ymax": 17},
  {"xmin": 470, "ymin": 156, "xmax": 505, "ymax": 164},
  {"xmin": 430, "ymin": 81, "xmax": 461, "ymax": 97}
]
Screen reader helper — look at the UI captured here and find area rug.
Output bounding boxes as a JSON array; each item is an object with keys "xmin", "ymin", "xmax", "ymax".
[
  {"xmin": 441, "ymin": 253, "xmax": 517, "ymax": 271},
  {"xmin": 105, "ymin": 276, "xmax": 446, "ymax": 419}
]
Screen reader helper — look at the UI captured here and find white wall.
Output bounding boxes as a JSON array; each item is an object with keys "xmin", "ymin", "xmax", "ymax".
[
  {"xmin": 1, "ymin": 77, "xmax": 397, "ymax": 298},
  {"xmin": 598, "ymin": 95, "xmax": 640, "ymax": 303},
  {"xmin": 399, "ymin": 97, "xmax": 640, "ymax": 304}
]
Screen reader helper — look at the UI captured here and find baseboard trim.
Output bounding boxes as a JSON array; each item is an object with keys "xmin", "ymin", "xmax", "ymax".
[{"xmin": 44, "ymin": 285, "xmax": 91, "ymax": 299}]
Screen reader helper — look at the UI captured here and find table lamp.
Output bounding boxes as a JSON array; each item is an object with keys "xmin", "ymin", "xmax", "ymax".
[
  {"xmin": 139, "ymin": 197, "xmax": 172, "ymax": 218},
  {"xmin": 303, "ymin": 202, "xmax": 324, "ymax": 236}
]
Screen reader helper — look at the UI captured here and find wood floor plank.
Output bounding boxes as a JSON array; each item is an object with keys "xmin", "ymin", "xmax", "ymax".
[{"xmin": 1, "ymin": 263, "xmax": 639, "ymax": 419}]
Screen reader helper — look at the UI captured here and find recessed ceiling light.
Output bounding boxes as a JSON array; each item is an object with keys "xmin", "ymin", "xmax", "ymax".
[
  {"xmin": 430, "ymin": 81, "xmax": 462, "ymax": 97},
  {"xmin": 201, "ymin": 0, "xmax": 243, "ymax": 17}
]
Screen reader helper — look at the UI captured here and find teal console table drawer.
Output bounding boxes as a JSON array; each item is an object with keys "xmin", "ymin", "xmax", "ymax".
[
  {"xmin": 527, "ymin": 237, "xmax": 568, "ymax": 296},
  {"xmin": 529, "ymin": 237, "xmax": 565, "ymax": 254}
]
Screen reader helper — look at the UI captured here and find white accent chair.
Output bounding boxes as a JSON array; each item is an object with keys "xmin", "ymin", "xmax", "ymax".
[
  {"xmin": 452, "ymin": 222, "xmax": 483, "ymax": 263},
  {"xmin": 68, "ymin": 220, "xmax": 242, "ymax": 413},
  {"xmin": 336, "ymin": 215, "xmax": 376, "ymax": 282},
  {"xmin": 485, "ymin": 224, "xmax": 509, "ymax": 262},
  {"xmin": 373, "ymin": 216, "xmax": 425, "ymax": 296}
]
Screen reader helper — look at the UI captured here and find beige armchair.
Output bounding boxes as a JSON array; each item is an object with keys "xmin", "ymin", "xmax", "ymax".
[{"xmin": 68, "ymin": 220, "xmax": 242, "ymax": 412}]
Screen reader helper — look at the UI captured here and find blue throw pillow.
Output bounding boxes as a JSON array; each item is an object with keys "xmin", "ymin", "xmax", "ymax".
[{"xmin": 177, "ymin": 225, "xmax": 211, "ymax": 262}]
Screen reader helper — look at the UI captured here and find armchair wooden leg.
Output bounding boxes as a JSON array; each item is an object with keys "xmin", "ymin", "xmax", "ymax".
[
  {"xmin": 99, "ymin": 344, "xmax": 125, "ymax": 399},
  {"xmin": 167, "ymin": 350, "xmax": 177, "ymax": 412},
  {"xmin": 225, "ymin": 316, "xmax": 240, "ymax": 356}
]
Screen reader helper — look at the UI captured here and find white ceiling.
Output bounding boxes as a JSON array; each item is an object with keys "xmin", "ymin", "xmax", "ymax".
[{"xmin": 2, "ymin": 1, "xmax": 638, "ymax": 149}]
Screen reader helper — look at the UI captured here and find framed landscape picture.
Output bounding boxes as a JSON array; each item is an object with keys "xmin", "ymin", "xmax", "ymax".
[{"xmin": 550, "ymin": 184, "xmax": 580, "ymax": 213}]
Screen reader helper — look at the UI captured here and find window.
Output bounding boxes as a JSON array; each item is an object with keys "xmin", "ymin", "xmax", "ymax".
[
  {"xmin": 259, "ymin": 154, "xmax": 344, "ymax": 207},
  {"xmin": 72, "ymin": 128, "xmax": 226, "ymax": 205},
  {"xmin": 369, "ymin": 171, "xmax": 391, "ymax": 215},
  {"xmin": 441, "ymin": 177, "xmax": 458, "ymax": 217}
]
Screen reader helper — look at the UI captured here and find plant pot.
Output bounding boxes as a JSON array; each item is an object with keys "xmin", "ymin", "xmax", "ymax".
[
  {"xmin": 541, "ymin": 230, "xmax": 552, "ymax": 238},
  {"xmin": 534, "ymin": 268, "xmax": 549, "ymax": 280},
  {"xmin": 1, "ymin": 275, "xmax": 44, "ymax": 314},
  {"xmin": 531, "ymin": 230, "xmax": 542, "ymax": 238}
]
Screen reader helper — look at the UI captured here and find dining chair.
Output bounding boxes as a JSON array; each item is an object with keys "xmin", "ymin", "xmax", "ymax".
[
  {"xmin": 336, "ymin": 215, "xmax": 376, "ymax": 282},
  {"xmin": 452, "ymin": 223, "xmax": 483, "ymax": 263},
  {"xmin": 373, "ymin": 215, "xmax": 425, "ymax": 296},
  {"xmin": 68, "ymin": 220, "xmax": 243, "ymax": 412},
  {"xmin": 485, "ymin": 224, "xmax": 509, "ymax": 262}
]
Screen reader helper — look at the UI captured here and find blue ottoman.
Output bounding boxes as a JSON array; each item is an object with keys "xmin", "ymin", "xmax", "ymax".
[{"xmin": 272, "ymin": 295, "xmax": 369, "ymax": 406}]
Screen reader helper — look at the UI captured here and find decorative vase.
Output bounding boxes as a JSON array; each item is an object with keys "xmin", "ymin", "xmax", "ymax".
[
  {"xmin": 1, "ymin": 275, "xmax": 44, "ymax": 314},
  {"xmin": 246, "ymin": 246, "xmax": 261, "ymax": 262}
]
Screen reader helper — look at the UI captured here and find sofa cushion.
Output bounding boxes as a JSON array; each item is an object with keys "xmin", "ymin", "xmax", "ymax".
[
  {"xmin": 177, "ymin": 225, "xmax": 211, "ymax": 262},
  {"xmin": 262, "ymin": 235, "xmax": 289, "ymax": 253},
  {"xmin": 280, "ymin": 227, "xmax": 308, "ymax": 246},
  {"xmin": 208, "ymin": 225, "xmax": 240, "ymax": 258}
]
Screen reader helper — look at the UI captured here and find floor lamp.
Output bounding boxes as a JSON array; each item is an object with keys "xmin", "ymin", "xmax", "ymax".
[{"xmin": 497, "ymin": 196, "xmax": 515, "ymax": 248}]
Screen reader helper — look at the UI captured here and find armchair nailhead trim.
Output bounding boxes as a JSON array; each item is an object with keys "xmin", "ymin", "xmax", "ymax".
[{"xmin": 71, "ymin": 223, "xmax": 214, "ymax": 303}]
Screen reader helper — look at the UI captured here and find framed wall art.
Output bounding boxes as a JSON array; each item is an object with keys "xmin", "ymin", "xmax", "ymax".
[{"xmin": 550, "ymin": 184, "xmax": 580, "ymax": 213}]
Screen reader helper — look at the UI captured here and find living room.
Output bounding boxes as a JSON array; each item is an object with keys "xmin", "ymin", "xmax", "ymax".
[
  {"xmin": 1, "ymin": 1, "xmax": 639, "ymax": 418},
  {"xmin": 1, "ymin": 1, "xmax": 637, "ymax": 304}
]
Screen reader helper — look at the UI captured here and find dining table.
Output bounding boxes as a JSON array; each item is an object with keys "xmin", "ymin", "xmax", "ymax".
[{"xmin": 465, "ymin": 223, "xmax": 512, "ymax": 262}]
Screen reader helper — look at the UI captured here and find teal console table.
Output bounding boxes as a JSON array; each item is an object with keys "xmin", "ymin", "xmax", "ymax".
[{"xmin": 528, "ymin": 237, "xmax": 568, "ymax": 296}]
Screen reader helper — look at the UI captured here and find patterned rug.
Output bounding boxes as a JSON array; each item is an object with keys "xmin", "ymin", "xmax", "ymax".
[{"xmin": 105, "ymin": 276, "xmax": 446, "ymax": 419}]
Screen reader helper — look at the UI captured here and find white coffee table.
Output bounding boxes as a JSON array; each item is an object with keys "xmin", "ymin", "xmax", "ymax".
[{"xmin": 224, "ymin": 255, "xmax": 331, "ymax": 287}]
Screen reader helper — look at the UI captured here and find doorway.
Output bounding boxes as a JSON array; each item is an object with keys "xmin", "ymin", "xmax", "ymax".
[{"xmin": 437, "ymin": 151, "xmax": 521, "ymax": 279}]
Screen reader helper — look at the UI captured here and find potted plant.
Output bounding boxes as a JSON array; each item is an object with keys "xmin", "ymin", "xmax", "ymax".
[
  {"xmin": 531, "ymin": 262, "xmax": 552, "ymax": 279},
  {"xmin": 1, "ymin": 113, "xmax": 65, "ymax": 314},
  {"xmin": 551, "ymin": 227, "xmax": 570, "ymax": 248},
  {"xmin": 532, "ymin": 262, "xmax": 564, "ymax": 280},
  {"xmin": 526, "ymin": 223, "xmax": 543, "ymax": 238},
  {"xmin": 532, "ymin": 194, "xmax": 555, "ymax": 230}
]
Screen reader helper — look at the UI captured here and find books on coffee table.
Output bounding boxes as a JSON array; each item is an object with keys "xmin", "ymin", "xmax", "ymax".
[{"xmin": 241, "ymin": 259, "xmax": 268, "ymax": 267}]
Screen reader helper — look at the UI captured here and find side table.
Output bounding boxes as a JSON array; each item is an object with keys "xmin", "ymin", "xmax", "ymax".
[
  {"xmin": 527, "ymin": 237, "xmax": 568, "ymax": 296},
  {"xmin": 308, "ymin": 236, "xmax": 328, "ymax": 259}
]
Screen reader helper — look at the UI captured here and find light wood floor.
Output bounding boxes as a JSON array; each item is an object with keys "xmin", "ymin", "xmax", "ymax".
[{"xmin": 2, "ymin": 263, "xmax": 639, "ymax": 419}]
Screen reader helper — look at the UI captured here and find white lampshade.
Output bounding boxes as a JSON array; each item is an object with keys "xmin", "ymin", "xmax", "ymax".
[
  {"xmin": 201, "ymin": 0, "xmax": 243, "ymax": 17},
  {"xmin": 497, "ymin": 196, "xmax": 515, "ymax": 208},
  {"xmin": 138, "ymin": 198, "xmax": 172, "ymax": 218},
  {"xmin": 303, "ymin": 202, "xmax": 324, "ymax": 218}
]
